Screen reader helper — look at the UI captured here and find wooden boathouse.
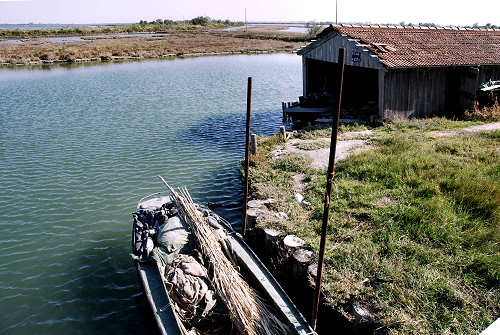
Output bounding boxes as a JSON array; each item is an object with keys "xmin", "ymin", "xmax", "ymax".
[{"xmin": 295, "ymin": 25, "xmax": 500, "ymax": 120}]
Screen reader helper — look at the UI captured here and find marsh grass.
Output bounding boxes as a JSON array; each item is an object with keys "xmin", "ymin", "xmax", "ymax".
[
  {"xmin": 0, "ymin": 31, "xmax": 302, "ymax": 65},
  {"xmin": 248, "ymin": 120, "xmax": 499, "ymax": 334},
  {"xmin": 0, "ymin": 22, "xmax": 237, "ymax": 39}
]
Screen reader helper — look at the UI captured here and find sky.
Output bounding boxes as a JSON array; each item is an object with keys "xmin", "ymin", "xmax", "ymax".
[{"xmin": 0, "ymin": 0, "xmax": 499, "ymax": 26}]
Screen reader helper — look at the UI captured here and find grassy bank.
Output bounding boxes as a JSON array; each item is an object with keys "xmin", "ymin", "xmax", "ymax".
[{"xmin": 248, "ymin": 119, "xmax": 499, "ymax": 334}]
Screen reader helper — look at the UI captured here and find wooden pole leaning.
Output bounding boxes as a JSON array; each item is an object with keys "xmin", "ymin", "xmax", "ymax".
[
  {"xmin": 242, "ymin": 77, "xmax": 252, "ymax": 236},
  {"xmin": 311, "ymin": 48, "xmax": 345, "ymax": 330}
]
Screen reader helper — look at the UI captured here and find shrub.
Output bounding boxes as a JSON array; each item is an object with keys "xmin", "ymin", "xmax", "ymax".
[
  {"xmin": 190, "ymin": 16, "xmax": 211, "ymax": 26},
  {"xmin": 465, "ymin": 100, "xmax": 500, "ymax": 121},
  {"xmin": 306, "ymin": 24, "xmax": 323, "ymax": 39}
]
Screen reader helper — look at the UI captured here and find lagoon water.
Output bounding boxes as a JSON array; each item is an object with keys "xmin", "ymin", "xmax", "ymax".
[
  {"xmin": 0, "ymin": 24, "xmax": 114, "ymax": 30},
  {"xmin": 0, "ymin": 54, "xmax": 301, "ymax": 334}
]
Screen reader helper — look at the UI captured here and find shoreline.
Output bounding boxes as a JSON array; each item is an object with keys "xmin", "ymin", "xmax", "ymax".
[{"xmin": 0, "ymin": 49, "xmax": 298, "ymax": 67}]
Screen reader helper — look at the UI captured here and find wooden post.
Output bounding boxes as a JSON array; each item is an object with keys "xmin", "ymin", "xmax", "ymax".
[
  {"xmin": 250, "ymin": 133, "xmax": 257, "ymax": 155},
  {"xmin": 280, "ymin": 125, "xmax": 286, "ymax": 141},
  {"xmin": 378, "ymin": 69, "xmax": 385, "ymax": 120},
  {"xmin": 292, "ymin": 249, "xmax": 314, "ymax": 278},
  {"xmin": 311, "ymin": 48, "xmax": 345, "ymax": 330},
  {"xmin": 264, "ymin": 228, "xmax": 280, "ymax": 253},
  {"xmin": 302, "ymin": 57, "xmax": 307, "ymax": 97},
  {"xmin": 282, "ymin": 102, "xmax": 286, "ymax": 119},
  {"xmin": 246, "ymin": 207, "xmax": 260, "ymax": 229},
  {"xmin": 242, "ymin": 77, "xmax": 252, "ymax": 236}
]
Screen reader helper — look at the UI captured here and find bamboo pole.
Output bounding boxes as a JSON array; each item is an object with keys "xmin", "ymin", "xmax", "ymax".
[
  {"xmin": 242, "ymin": 77, "xmax": 252, "ymax": 236},
  {"xmin": 311, "ymin": 48, "xmax": 345, "ymax": 330}
]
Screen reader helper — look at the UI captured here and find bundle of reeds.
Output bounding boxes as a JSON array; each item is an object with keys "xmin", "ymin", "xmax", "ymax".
[{"xmin": 158, "ymin": 176, "xmax": 290, "ymax": 335}]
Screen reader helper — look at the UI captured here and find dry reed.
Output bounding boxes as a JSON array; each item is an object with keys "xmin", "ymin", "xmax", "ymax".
[
  {"xmin": 465, "ymin": 99, "xmax": 500, "ymax": 121},
  {"xmin": 158, "ymin": 176, "xmax": 290, "ymax": 335}
]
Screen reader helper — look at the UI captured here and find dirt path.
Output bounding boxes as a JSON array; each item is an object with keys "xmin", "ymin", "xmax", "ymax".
[
  {"xmin": 277, "ymin": 130, "xmax": 372, "ymax": 171},
  {"xmin": 286, "ymin": 138, "xmax": 371, "ymax": 170},
  {"xmin": 428, "ymin": 122, "xmax": 500, "ymax": 137},
  {"xmin": 280, "ymin": 122, "xmax": 499, "ymax": 172}
]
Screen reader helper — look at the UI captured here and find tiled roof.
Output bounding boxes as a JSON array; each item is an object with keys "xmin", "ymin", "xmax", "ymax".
[{"xmin": 311, "ymin": 24, "xmax": 500, "ymax": 68}]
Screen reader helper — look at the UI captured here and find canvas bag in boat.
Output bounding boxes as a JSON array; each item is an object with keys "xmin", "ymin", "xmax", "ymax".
[{"xmin": 157, "ymin": 215, "xmax": 191, "ymax": 253}]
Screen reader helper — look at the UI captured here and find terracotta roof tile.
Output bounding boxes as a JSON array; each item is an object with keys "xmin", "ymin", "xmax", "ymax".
[{"xmin": 314, "ymin": 25, "xmax": 500, "ymax": 68}]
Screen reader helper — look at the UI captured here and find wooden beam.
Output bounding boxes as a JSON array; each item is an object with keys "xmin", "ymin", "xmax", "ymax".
[
  {"xmin": 303, "ymin": 56, "xmax": 307, "ymax": 97},
  {"xmin": 378, "ymin": 69, "xmax": 385, "ymax": 119}
]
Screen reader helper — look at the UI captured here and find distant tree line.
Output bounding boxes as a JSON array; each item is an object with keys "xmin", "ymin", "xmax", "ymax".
[
  {"xmin": 471, "ymin": 23, "xmax": 499, "ymax": 29},
  {"xmin": 138, "ymin": 17, "xmax": 239, "ymax": 27},
  {"xmin": 136, "ymin": 18, "xmax": 498, "ymax": 30},
  {"xmin": 399, "ymin": 21, "xmax": 498, "ymax": 28},
  {"xmin": 305, "ymin": 22, "xmax": 323, "ymax": 39}
]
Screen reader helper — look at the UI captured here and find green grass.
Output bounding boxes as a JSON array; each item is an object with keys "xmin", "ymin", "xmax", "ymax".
[
  {"xmin": 248, "ymin": 119, "xmax": 499, "ymax": 334},
  {"xmin": 376, "ymin": 118, "xmax": 484, "ymax": 133}
]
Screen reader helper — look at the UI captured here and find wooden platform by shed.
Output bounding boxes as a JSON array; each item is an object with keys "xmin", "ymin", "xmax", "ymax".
[{"xmin": 297, "ymin": 25, "xmax": 500, "ymax": 120}]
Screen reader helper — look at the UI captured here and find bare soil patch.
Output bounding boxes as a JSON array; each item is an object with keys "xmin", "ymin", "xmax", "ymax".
[{"xmin": 283, "ymin": 132, "xmax": 373, "ymax": 171}]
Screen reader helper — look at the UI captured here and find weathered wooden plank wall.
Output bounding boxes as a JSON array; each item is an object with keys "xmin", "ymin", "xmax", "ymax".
[
  {"xmin": 457, "ymin": 67, "xmax": 479, "ymax": 115},
  {"xmin": 383, "ymin": 68, "xmax": 448, "ymax": 119},
  {"xmin": 303, "ymin": 33, "xmax": 384, "ymax": 70},
  {"xmin": 478, "ymin": 65, "xmax": 500, "ymax": 84}
]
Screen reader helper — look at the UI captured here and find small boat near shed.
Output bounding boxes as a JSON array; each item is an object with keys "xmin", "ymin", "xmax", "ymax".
[{"xmin": 132, "ymin": 179, "xmax": 316, "ymax": 335}]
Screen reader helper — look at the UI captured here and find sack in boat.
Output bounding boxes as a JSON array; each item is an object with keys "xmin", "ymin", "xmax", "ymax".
[
  {"xmin": 157, "ymin": 215, "xmax": 191, "ymax": 254},
  {"xmin": 166, "ymin": 254, "xmax": 218, "ymax": 321}
]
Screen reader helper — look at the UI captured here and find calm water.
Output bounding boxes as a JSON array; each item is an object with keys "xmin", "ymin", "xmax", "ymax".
[
  {"xmin": 0, "ymin": 54, "xmax": 301, "ymax": 334},
  {"xmin": 1, "ymin": 33, "xmax": 165, "ymax": 44},
  {"xmin": 46, "ymin": 34, "xmax": 162, "ymax": 43},
  {"xmin": 279, "ymin": 27, "xmax": 310, "ymax": 34},
  {"xmin": 224, "ymin": 23, "xmax": 309, "ymax": 32},
  {"xmin": 0, "ymin": 24, "xmax": 116, "ymax": 30}
]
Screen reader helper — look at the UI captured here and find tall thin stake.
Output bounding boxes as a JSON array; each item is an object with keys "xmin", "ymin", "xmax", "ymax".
[
  {"xmin": 311, "ymin": 48, "xmax": 345, "ymax": 330},
  {"xmin": 336, "ymin": 0, "xmax": 338, "ymax": 24},
  {"xmin": 242, "ymin": 77, "xmax": 252, "ymax": 236}
]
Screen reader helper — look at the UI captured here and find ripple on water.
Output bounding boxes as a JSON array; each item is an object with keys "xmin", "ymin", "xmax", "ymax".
[{"xmin": 0, "ymin": 54, "xmax": 302, "ymax": 334}]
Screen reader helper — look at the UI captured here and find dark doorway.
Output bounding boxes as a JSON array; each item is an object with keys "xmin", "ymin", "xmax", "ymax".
[{"xmin": 305, "ymin": 58, "xmax": 379, "ymax": 119}]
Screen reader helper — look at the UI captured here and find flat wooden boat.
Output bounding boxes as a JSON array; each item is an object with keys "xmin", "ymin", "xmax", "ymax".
[{"xmin": 132, "ymin": 193, "xmax": 316, "ymax": 335}]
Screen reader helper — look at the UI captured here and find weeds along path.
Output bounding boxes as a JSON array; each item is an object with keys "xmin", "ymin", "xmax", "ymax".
[
  {"xmin": 428, "ymin": 121, "xmax": 500, "ymax": 137},
  {"xmin": 282, "ymin": 122, "xmax": 500, "ymax": 172}
]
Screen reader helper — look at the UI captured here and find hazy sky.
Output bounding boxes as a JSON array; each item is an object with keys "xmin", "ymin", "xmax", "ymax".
[{"xmin": 0, "ymin": 0, "xmax": 499, "ymax": 26}]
